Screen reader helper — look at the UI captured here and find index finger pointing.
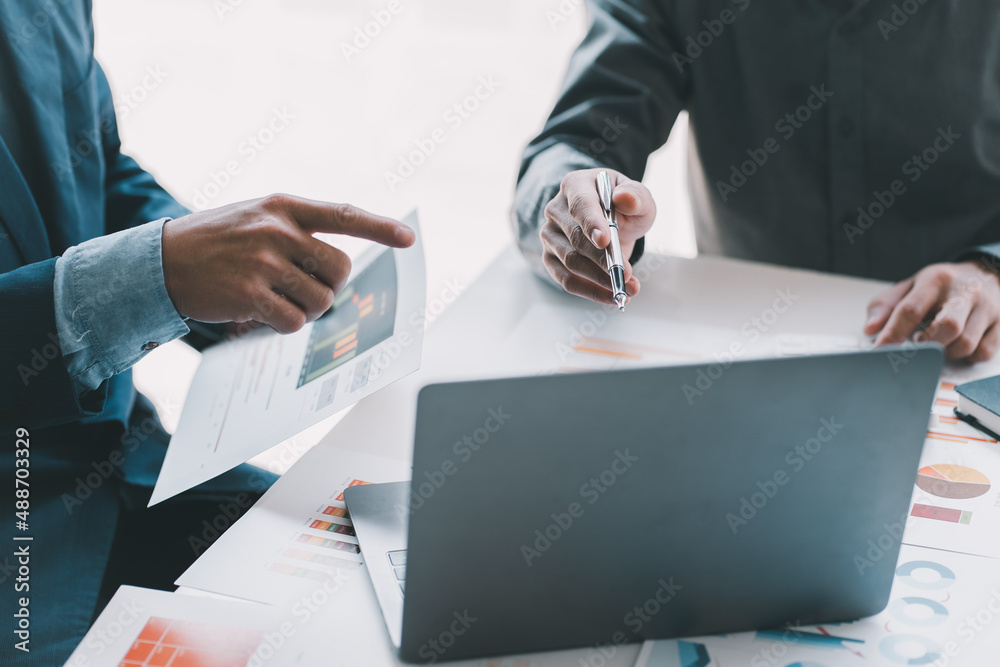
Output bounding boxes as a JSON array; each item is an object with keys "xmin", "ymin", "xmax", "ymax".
[{"xmin": 272, "ymin": 195, "xmax": 415, "ymax": 247}]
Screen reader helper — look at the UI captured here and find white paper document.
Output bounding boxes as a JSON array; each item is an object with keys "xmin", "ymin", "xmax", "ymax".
[
  {"xmin": 149, "ymin": 213, "xmax": 425, "ymax": 505},
  {"xmin": 176, "ymin": 444, "xmax": 411, "ymax": 605},
  {"xmin": 65, "ymin": 586, "xmax": 281, "ymax": 667},
  {"xmin": 498, "ymin": 303, "xmax": 870, "ymax": 377},
  {"xmin": 901, "ymin": 379, "xmax": 1000, "ymax": 559},
  {"xmin": 634, "ymin": 544, "xmax": 1000, "ymax": 667}
]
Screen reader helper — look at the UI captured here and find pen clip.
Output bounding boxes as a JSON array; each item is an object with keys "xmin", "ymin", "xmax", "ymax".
[{"xmin": 597, "ymin": 171, "xmax": 614, "ymax": 223}]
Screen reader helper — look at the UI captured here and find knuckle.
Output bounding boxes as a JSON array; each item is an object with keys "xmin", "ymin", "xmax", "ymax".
[
  {"xmin": 333, "ymin": 202, "xmax": 360, "ymax": 226},
  {"xmin": 568, "ymin": 224, "xmax": 587, "ymax": 249},
  {"xmin": 930, "ymin": 264, "xmax": 955, "ymax": 285},
  {"xmin": 936, "ymin": 316, "xmax": 960, "ymax": 337},
  {"xmin": 318, "ymin": 287, "xmax": 336, "ymax": 311},
  {"xmin": 952, "ymin": 334, "xmax": 977, "ymax": 357},
  {"xmin": 567, "ymin": 192, "xmax": 591, "ymax": 219},
  {"xmin": 254, "ymin": 249, "xmax": 284, "ymax": 275},
  {"xmin": 543, "ymin": 199, "xmax": 560, "ymax": 221},
  {"xmin": 261, "ymin": 193, "xmax": 293, "ymax": 211},
  {"xmin": 564, "ymin": 249, "xmax": 582, "ymax": 270},
  {"xmin": 256, "ymin": 217, "xmax": 291, "ymax": 244},
  {"xmin": 285, "ymin": 310, "xmax": 307, "ymax": 333},
  {"xmin": 897, "ymin": 302, "xmax": 924, "ymax": 322}
]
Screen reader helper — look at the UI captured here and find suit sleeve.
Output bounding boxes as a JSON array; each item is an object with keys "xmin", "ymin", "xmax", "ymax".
[
  {"xmin": 513, "ymin": 0, "xmax": 690, "ymax": 277},
  {"xmin": 0, "ymin": 259, "xmax": 109, "ymax": 429}
]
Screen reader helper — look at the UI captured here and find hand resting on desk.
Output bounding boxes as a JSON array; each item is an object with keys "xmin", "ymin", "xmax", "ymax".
[{"xmin": 866, "ymin": 260, "xmax": 1000, "ymax": 362}]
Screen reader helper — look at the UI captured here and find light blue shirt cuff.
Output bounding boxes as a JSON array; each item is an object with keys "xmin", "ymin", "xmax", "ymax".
[{"xmin": 54, "ymin": 218, "xmax": 190, "ymax": 393}]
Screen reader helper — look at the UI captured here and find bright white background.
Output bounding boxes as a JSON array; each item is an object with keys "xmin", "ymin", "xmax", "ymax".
[{"xmin": 96, "ymin": 0, "xmax": 695, "ymax": 466}]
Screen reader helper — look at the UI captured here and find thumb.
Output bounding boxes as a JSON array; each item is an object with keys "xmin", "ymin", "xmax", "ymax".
[{"xmin": 612, "ymin": 180, "xmax": 653, "ymax": 219}]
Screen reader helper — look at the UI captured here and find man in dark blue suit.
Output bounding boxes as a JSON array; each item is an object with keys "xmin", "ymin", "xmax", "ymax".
[{"xmin": 0, "ymin": 2, "xmax": 416, "ymax": 662}]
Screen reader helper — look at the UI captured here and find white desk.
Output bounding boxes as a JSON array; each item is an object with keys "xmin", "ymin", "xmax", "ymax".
[
  {"xmin": 323, "ymin": 245, "xmax": 896, "ymax": 464},
  {"xmin": 172, "ymin": 246, "xmax": 1000, "ymax": 666}
]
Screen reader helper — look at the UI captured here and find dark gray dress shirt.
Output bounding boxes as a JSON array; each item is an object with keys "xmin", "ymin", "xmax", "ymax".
[{"xmin": 515, "ymin": 0, "xmax": 1000, "ymax": 282}]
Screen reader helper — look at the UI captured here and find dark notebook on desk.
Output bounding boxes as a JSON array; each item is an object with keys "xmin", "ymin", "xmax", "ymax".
[{"xmin": 955, "ymin": 376, "xmax": 1000, "ymax": 439}]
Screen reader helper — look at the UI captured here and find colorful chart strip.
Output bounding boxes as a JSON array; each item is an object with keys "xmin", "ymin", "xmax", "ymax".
[
  {"xmin": 321, "ymin": 505, "xmax": 347, "ymax": 517},
  {"xmin": 308, "ymin": 519, "xmax": 356, "ymax": 536},
  {"xmin": 756, "ymin": 629, "xmax": 864, "ymax": 650},
  {"xmin": 266, "ymin": 563, "xmax": 329, "ymax": 581},
  {"xmin": 283, "ymin": 548, "xmax": 347, "ymax": 568},
  {"xmin": 911, "ymin": 503, "xmax": 973, "ymax": 525},
  {"xmin": 120, "ymin": 617, "xmax": 263, "ymax": 667},
  {"xmin": 295, "ymin": 533, "xmax": 360, "ymax": 553},
  {"xmin": 335, "ymin": 479, "xmax": 371, "ymax": 501}
]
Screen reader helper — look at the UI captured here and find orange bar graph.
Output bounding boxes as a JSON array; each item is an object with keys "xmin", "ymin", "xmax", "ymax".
[
  {"xmin": 335, "ymin": 479, "xmax": 371, "ymax": 501},
  {"xmin": 334, "ymin": 331, "xmax": 357, "ymax": 349},
  {"xmin": 574, "ymin": 345, "xmax": 642, "ymax": 360},
  {"xmin": 333, "ymin": 340, "xmax": 358, "ymax": 359}
]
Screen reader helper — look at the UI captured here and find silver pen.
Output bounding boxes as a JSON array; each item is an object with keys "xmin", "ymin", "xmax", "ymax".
[{"xmin": 596, "ymin": 171, "xmax": 628, "ymax": 312}]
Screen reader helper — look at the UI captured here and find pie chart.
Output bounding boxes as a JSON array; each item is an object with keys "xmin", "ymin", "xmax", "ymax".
[{"xmin": 915, "ymin": 464, "xmax": 991, "ymax": 500}]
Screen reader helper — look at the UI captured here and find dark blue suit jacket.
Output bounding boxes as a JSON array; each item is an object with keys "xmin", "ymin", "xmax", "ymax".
[
  {"xmin": 0, "ymin": 2, "xmax": 219, "ymax": 663},
  {"xmin": 0, "ymin": 2, "xmax": 187, "ymax": 429}
]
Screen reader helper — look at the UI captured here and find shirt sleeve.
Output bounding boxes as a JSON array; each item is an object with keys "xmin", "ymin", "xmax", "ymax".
[
  {"xmin": 513, "ymin": 0, "xmax": 689, "ymax": 279},
  {"xmin": 53, "ymin": 218, "xmax": 190, "ymax": 394}
]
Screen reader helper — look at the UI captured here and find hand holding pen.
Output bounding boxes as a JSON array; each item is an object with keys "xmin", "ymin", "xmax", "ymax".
[{"xmin": 538, "ymin": 168, "xmax": 655, "ymax": 306}]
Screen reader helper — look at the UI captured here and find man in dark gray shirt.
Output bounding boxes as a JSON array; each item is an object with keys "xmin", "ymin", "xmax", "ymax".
[{"xmin": 515, "ymin": 0, "xmax": 1000, "ymax": 362}]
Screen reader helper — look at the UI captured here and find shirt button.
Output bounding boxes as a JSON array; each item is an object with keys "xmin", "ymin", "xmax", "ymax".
[
  {"xmin": 837, "ymin": 117, "xmax": 855, "ymax": 138},
  {"xmin": 141, "ymin": 342, "xmax": 159, "ymax": 351}
]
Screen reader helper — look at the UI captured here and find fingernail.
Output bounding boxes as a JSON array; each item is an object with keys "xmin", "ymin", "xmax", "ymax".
[
  {"xmin": 865, "ymin": 308, "xmax": 882, "ymax": 327},
  {"xmin": 914, "ymin": 331, "xmax": 927, "ymax": 342},
  {"xmin": 397, "ymin": 226, "xmax": 414, "ymax": 243},
  {"xmin": 591, "ymin": 229, "xmax": 604, "ymax": 246}
]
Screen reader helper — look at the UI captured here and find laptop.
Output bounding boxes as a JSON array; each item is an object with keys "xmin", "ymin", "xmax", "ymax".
[{"xmin": 344, "ymin": 345, "xmax": 942, "ymax": 663}]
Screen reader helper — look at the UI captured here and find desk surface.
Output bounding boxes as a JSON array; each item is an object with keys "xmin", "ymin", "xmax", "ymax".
[
  {"xmin": 173, "ymin": 246, "xmax": 1000, "ymax": 666},
  {"xmin": 323, "ymin": 246, "xmax": 899, "ymax": 463}
]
